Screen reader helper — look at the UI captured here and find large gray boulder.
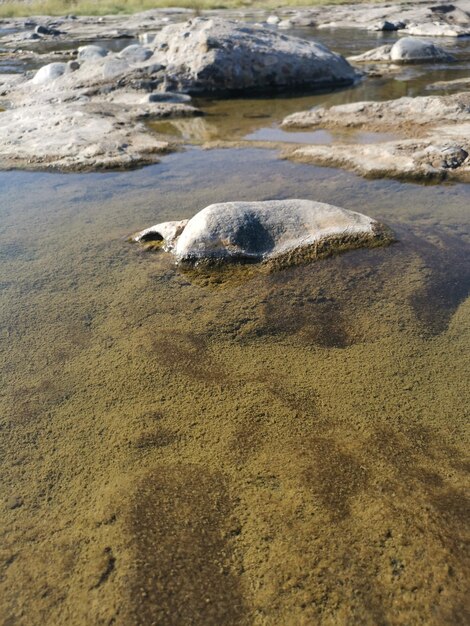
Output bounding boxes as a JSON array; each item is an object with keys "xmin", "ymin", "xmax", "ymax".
[
  {"xmin": 133, "ymin": 200, "xmax": 390, "ymax": 265},
  {"xmin": 151, "ymin": 17, "xmax": 357, "ymax": 94}
]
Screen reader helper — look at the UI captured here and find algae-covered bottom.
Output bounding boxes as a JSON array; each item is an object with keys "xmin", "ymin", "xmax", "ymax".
[{"xmin": 0, "ymin": 148, "xmax": 469, "ymax": 625}]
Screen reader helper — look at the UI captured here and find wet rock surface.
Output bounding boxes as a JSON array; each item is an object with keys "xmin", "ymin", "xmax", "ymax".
[{"xmin": 134, "ymin": 199, "xmax": 391, "ymax": 266}]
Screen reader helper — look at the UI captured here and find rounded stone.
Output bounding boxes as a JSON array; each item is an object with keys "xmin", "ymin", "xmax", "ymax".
[
  {"xmin": 31, "ymin": 62, "xmax": 67, "ymax": 85},
  {"xmin": 77, "ymin": 45, "xmax": 109, "ymax": 61},
  {"xmin": 390, "ymin": 37, "xmax": 456, "ymax": 63},
  {"xmin": 135, "ymin": 200, "xmax": 390, "ymax": 265},
  {"xmin": 118, "ymin": 44, "xmax": 153, "ymax": 64}
]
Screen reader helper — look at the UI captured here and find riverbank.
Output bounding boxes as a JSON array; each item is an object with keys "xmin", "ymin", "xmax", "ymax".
[{"xmin": 0, "ymin": 0, "xmax": 384, "ymax": 18}]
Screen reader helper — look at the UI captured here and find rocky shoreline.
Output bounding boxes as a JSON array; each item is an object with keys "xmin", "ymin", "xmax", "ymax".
[
  {"xmin": 0, "ymin": 17, "xmax": 357, "ymax": 170},
  {"xmin": 0, "ymin": 1, "xmax": 470, "ymax": 177},
  {"xmin": 282, "ymin": 93, "xmax": 470, "ymax": 181}
]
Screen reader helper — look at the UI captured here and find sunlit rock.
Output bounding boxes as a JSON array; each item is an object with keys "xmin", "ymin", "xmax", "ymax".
[
  {"xmin": 151, "ymin": 17, "xmax": 358, "ymax": 94},
  {"xmin": 390, "ymin": 37, "xmax": 456, "ymax": 63},
  {"xmin": 349, "ymin": 38, "xmax": 456, "ymax": 64},
  {"xmin": 282, "ymin": 93, "xmax": 470, "ymax": 181},
  {"xmin": 77, "ymin": 44, "xmax": 108, "ymax": 60},
  {"xmin": 31, "ymin": 62, "xmax": 68, "ymax": 84},
  {"xmin": 118, "ymin": 44, "xmax": 153, "ymax": 64},
  {"xmin": 134, "ymin": 200, "xmax": 391, "ymax": 265}
]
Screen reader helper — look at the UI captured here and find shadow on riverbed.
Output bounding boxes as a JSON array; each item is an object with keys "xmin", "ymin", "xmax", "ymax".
[{"xmin": 154, "ymin": 223, "xmax": 469, "ymax": 347}]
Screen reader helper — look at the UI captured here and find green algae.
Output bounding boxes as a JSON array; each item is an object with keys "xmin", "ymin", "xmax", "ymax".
[{"xmin": 0, "ymin": 149, "xmax": 469, "ymax": 625}]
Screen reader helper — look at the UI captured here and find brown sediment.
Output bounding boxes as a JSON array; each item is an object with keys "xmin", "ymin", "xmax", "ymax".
[
  {"xmin": 120, "ymin": 466, "xmax": 247, "ymax": 626},
  {"xmin": 0, "ymin": 151, "xmax": 469, "ymax": 625}
]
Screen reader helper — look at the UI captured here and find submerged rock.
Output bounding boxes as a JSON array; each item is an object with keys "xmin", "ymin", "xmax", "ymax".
[
  {"xmin": 427, "ymin": 76, "xmax": 470, "ymax": 91},
  {"xmin": 151, "ymin": 17, "xmax": 358, "ymax": 94},
  {"xmin": 134, "ymin": 200, "xmax": 390, "ymax": 266}
]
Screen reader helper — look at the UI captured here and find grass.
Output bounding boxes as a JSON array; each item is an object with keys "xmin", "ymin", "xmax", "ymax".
[{"xmin": 0, "ymin": 0, "xmax": 375, "ymax": 18}]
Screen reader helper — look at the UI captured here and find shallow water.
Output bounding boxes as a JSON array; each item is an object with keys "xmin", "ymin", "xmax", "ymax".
[
  {"xmin": 1, "ymin": 147, "xmax": 469, "ymax": 625},
  {"xmin": 1, "ymin": 18, "xmax": 470, "ymax": 626},
  {"xmin": 149, "ymin": 30, "xmax": 470, "ymax": 145},
  {"xmin": 150, "ymin": 25, "xmax": 470, "ymax": 145}
]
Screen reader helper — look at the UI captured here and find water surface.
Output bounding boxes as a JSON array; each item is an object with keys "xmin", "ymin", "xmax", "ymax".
[
  {"xmin": 1, "ymin": 147, "xmax": 469, "ymax": 625},
  {"xmin": 0, "ymin": 17, "xmax": 469, "ymax": 626}
]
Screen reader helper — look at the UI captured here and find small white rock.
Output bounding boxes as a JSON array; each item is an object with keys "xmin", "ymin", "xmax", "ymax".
[{"xmin": 31, "ymin": 62, "xmax": 67, "ymax": 85}]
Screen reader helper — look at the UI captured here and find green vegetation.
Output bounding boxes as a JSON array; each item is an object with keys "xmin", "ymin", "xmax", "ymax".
[{"xmin": 0, "ymin": 0, "xmax": 371, "ymax": 18}]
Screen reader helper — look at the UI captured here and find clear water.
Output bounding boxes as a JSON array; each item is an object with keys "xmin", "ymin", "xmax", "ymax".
[
  {"xmin": 148, "ymin": 27, "xmax": 470, "ymax": 145},
  {"xmin": 1, "ymin": 21, "xmax": 469, "ymax": 626}
]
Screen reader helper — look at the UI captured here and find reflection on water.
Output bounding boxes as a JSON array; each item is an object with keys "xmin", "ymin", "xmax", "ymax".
[
  {"xmin": 148, "ymin": 81, "xmax": 411, "ymax": 145},
  {"xmin": 244, "ymin": 127, "xmax": 398, "ymax": 144},
  {"xmin": 153, "ymin": 116, "xmax": 398, "ymax": 145},
  {"xmin": 148, "ymin": 29, "xmax": 470, "ymax": 146},
  {"xmin": 0, "ymin": 147, "xmax": 469, "ymax": 624}
]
